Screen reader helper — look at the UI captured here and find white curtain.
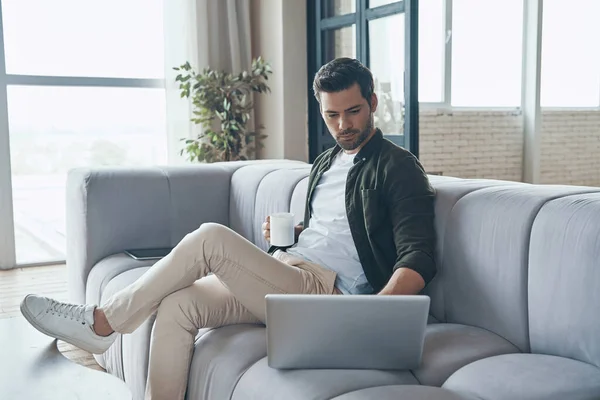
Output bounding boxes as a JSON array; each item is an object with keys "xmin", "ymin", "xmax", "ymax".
[{"xmin": 163, "ymin": 0, "xmax": 253, "ymax": 164}]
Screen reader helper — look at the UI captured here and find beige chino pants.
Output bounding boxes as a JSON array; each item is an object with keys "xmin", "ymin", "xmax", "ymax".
[{"xmin": 101, "ymin": 222, "xmax": 338, "ymax": 400}]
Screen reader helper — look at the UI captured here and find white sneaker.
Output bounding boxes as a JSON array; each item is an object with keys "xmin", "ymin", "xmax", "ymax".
[{"xmin": 20, "ymin": 294, "xmax": 117, "ymax": 354}]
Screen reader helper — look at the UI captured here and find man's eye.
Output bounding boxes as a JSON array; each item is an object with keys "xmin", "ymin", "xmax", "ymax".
[
  {"xmin": 350, "ymin": 109, "xmax": 360, "ymax": 114},
  {"xmin": 327, "ymin": 114, "xmax": 338, "ymax": 119}
]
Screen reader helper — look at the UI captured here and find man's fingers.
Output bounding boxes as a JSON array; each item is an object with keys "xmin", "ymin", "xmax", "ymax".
[{"xmin": 263, "ymin": 216, "xmax": 271, "ymax": 241}]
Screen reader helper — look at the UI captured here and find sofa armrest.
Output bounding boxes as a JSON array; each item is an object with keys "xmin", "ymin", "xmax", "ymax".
[{"xmin": 66, "ymin": 163, "xmax": 239, "ymax": 303}]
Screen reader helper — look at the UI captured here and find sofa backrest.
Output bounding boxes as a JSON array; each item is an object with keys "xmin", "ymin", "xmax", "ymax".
[
  {"xmin": 423, "ymin": 177, "xmax": 523, "ymax": 323},
  {"xmin": 528, "ymin": 193, "xmax": 600, "ymax": 367},
  {"xmin": 252, "ymin": 168, "xmax": 312, "ymax": 250},
  {"xmin": 439, "ymin": 184, "xmax": 600, "ymax": 352},
  {"xmin": 229, "ymin": 163, "xmax": 310, "ymax": 250}
]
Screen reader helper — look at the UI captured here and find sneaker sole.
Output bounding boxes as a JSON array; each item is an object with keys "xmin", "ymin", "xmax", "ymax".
[{"xmin": 20, "ymin": 298, "xmax": 110, "ymax": 355}]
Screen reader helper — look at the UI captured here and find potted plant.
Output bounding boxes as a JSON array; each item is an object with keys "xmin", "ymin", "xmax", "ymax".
[{"xmin": 174, "ymin": 57, "xmax": 272, "ymax": 162}]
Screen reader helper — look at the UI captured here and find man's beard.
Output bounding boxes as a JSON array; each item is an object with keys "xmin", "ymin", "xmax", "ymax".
[{"xmin": 335, "ymin": 114, "xmax": 374, "ymax": 151}]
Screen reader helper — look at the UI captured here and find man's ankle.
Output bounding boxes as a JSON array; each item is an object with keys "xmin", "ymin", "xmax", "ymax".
[{"xmin": 93, "ymin": 308, "xmax": 115, "ymax": 337}]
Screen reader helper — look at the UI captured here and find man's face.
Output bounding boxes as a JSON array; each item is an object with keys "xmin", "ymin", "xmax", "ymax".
[{"xmin": 320, "ymin": 83, "xmax": 378, "ymax": 153}]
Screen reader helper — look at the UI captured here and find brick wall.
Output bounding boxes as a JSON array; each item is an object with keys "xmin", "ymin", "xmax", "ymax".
[
  {"xmin": 540, "ymin": 110, "xmax": 600, "ymax": 187},
  {"xmin": 419, "ymin": 110, "xmax": 524, "ymax": 181}
]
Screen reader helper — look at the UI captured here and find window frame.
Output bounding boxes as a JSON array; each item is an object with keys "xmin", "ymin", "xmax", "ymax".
[
  {"xmin": 421, "ymin": 0, "xmax": 525, "ymax": 111},
  {"xmin": 307, "ymin": 0, "xmax": 420, "ymax": 162},
  {"xmin": 0, "ymin": 1, "xmax": 165, "ymax": 269},
  {"xmin": 308, "ymin": 0, "xmax": 600, "ymax": 120}
]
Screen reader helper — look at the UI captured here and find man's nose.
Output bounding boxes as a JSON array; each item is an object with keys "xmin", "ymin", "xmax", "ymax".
[{"xmin": 339, "ymin": 116, "xmax": 353, "ymax": 132}]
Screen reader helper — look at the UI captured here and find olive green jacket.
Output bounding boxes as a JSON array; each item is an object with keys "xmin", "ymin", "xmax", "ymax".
[{"xmin": 271, "ymin": 129, "xmax": 437, "ymax": 293}]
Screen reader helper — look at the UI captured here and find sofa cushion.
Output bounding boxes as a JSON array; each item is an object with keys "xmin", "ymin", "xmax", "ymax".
[
  {"xmin": 231, "ymin": 358, "xmax": 418, "ymax": 400},
  {"xmin": 86, "ymin": 253, "xmax": 157, "ymax": 306},
  {"xmin": 412, "ymin": 323, "xmax": 519, "ymax": 387},
  {"xmin": 186, "ymin": 324, "xmax": 267, "ymax": 400},
  {"xmin": 229, "ymin": 163, "xmax": 307, "ymax": 245},
  {"xmin": 331, "ymin": 384, "xmax": 479, "ymax": 400},
  {"xmin": 424, "ymin": 178, "xmax": 523, "ymax": 322},
  {"xmin": 442, "ymin": 353, "xmax": 600, "ymax": 400},
  {"xmin": 441, "ymin": 185, "xmax": 600, "ymax": 352},
  {"xmin": 290, "ymin": 176, "xmax": 309, "ymax": 226},
  {"xmin": 253, "ymin": 167, "xmax": 311, "ymax": 251},
  {"xmin": 97, "ymin": 266, "xmax": 153, "ymax": 400},
  {"xmin": 528, "ymin": 193, "xmax": 600, "ymax": 368}
]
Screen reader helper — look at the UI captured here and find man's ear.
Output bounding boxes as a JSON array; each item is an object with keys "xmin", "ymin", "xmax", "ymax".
[{"xmin": 370, "ymin": 93, "xmax": 378, "ymax": 113}]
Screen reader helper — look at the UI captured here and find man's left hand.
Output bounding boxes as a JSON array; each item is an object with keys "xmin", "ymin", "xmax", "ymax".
[{"xmin": 378, "ymin": 267, "xmax": 425, "ymax": 295}]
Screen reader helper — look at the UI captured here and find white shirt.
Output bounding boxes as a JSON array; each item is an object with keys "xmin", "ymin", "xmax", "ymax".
[{"xmin": 287, "ymin": 151, "xmax": 373, "ymax": 295}]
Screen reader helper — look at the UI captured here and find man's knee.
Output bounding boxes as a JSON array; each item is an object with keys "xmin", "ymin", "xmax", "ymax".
[
  {"xmin": 181, "ymin": 222, "xmax": 229, "ymax": 246},
  {"xmin": 156, "ymin": 290, "xmax": 196, "ymax": 332},
  {"xmin": 198, "ymin": 222, "xmax": 229, "ymax": 237}
]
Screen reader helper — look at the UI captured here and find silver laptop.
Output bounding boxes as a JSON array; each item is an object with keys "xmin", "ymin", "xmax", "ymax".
[{"xmin": 265, "ymin": 294, "xmax": 430, "ymax": 370}]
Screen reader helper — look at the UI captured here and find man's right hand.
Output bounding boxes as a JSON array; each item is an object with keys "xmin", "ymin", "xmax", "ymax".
[
  {"xmin": 263, "ymin": 215, "xmax": 304, "ymax": 245},
  {"xmin": 262, "ymin": 216, "xmax": 271, "ymax": 243}
]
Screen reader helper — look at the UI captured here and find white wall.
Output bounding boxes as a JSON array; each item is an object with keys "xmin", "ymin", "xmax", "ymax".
[{"xmin": 250, "ymin": 0, "xmax": 308, "ymax": 162}]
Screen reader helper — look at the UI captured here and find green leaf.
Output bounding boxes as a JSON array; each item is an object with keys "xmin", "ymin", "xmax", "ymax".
[{"xmin": 173, "ymin": 57, "xmax": 272, "ymax": 163}]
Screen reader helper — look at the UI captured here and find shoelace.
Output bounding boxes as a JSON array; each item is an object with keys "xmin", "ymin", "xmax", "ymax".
[{"xmin": 47, "ymin": 299, "xmax": 87, "ymax": 322}]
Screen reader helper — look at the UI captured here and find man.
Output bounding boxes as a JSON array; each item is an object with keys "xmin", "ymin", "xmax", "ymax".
[{"xmin": 20, "ymin": 58, "xmax": 436, "ymax": 400}]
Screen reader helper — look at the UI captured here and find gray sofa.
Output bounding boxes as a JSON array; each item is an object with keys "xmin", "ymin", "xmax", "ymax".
[{"xmin": 66, "ymin": 160, "xmax": 600, "ymax": 400}]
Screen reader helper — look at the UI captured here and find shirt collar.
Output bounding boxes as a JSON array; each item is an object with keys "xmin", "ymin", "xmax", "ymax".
[{"xmin": 327, "ymin": 128, "xmax": 383, "ymax": 166}]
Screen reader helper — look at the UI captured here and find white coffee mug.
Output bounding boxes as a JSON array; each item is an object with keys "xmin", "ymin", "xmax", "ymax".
[{"xmin": 269, "ymin": 212, "xmax": 295, "ymax": 247}]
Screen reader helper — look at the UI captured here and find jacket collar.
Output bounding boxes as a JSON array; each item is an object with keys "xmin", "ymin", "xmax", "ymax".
[{"xmin": 326, "ymin": 128, "xmax": 383, "ymax": 166}]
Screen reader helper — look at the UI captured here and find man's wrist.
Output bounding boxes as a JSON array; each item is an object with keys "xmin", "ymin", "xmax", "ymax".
[{"xmin": 379, "ymin": 267, "xmax": 425, "ymax": 295}]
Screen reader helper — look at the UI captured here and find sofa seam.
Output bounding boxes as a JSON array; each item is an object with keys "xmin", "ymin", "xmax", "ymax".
[
  {"xmin": 157, "ymin": 167, "xmax": 173, "ymax": 246},
  {"xmin": 525, "ymin": 189, "xmax": 600, "ymax": 352}
]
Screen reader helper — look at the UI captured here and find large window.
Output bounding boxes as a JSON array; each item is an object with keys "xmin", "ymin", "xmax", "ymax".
[
  {"xmin": 451, "ymin": 0, "xmax": 524, "ymax": 107},
  {"xmin": 2, "ymin": 0, "xmax": 164, "ymax": 78},
  {"xmin": 541, "ymin": 0, "xmax": 600, "ymax": 107},
  {"xmin": 311, "ymin": 0, "xmax": 600, "ymax": 112},
  {"xmin": 369, "ymin": 13, "xmax": 405, "ymax": 138},
  {"xmin": 0, "ymin": 0, "xmax": 166, "ymax": 267},
  {"xmin": 418, "ymin": 0, "xmax": 444, "ymax": 103},
  {"xmin": 308, "ymin": 0, "xmax": 419, "ymax": 161}
]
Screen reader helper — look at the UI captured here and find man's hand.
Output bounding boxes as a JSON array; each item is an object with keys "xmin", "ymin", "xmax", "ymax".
[
  {"xmin": 263, "ymin": 215, "xmax": 305, "ymax": 244},
  {"xmin": 262, "ymin": 216, "xmax": 271, "ymax": 243},
  {"xmin": 378, "ymin": 267, "xmax": 425, "ymax": 295}
]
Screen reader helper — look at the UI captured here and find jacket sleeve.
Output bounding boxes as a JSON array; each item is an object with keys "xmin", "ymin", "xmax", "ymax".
[{"xmin": 385, "ymin": 155, "xmax": 437, "ymax": 286}]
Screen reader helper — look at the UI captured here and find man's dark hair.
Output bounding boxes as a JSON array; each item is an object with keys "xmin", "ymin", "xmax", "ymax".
[{"xmin": 312, "ymin": 57, "xmax": 375, "ymax": 105}]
